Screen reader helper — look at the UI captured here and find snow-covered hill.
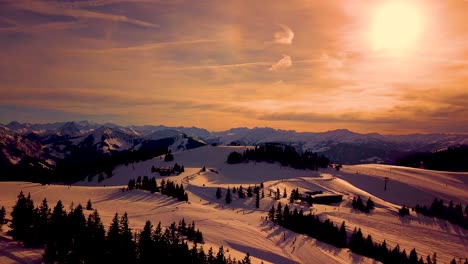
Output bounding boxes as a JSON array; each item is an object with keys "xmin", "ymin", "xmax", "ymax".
[
  {"xmin": 1, "ymin": 145, "xmax": 467, "ymax": 263},
  {"xmin": 75, "ymin": 146, "xmax": 467, "ymax": 263},
  {"xmin": 0, "ymin": 146, "xmax": 468, "ymax": 263}
]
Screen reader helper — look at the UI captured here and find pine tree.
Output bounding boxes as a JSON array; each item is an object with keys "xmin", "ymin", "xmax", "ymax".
[
  {"xmin": 120, "ymin": 212, "xmax": 136, "ymax": 263},
  {"xmin": 238, "ymin": 186, "xmax": 245, "ymax": 198},
  {"xmin": 268, "ymin": 206, "xmax": 275, "ymax": 222},
  {"xmin": 337, "ymin": 221, "xmax": 347, "ymax": 248},
  {"xmin": 207, "ymin": 247, "xmax": 215, "ymax": 263},
  {"xmin": 138, "ymin": 221, "xmax": 154, "ymax": 264},
  {"xmin": 0, "ymin": 206, "xmax": 6, "ymax": 227},
  {"xmin": 283, "ymin": 188, "xmax": 287, "ymax": 198},
  {"xmin": 261, "ymin": 189, "xmax": 265, "ymax": 198},
  {"xmin": 275, "ymin": 187, "xmax": 280, "ymax": 200},
  {"xmin": 107, "ymin": 213, "xmax": 121, "ymax": 263},
  {"xmin": 409, "ymin": 248, "xmax": 418, "ymax": 264},
  {"xmin": 68, "ymin": 204, "xmax": 87, "ymax": 262},
  {"xmin": 282, "ymin": 204, "xmax": 290, "ymax": 226},
  {"xmin": 426, "ymin": 254, "xmax": 433, "ymax": 264},
  {"xmin": 242, "ymin": 253, "xmax": 251, "ymax": 264},
  {"xmin": 86, "ymin": 199, "xmax": 93, "ymax": 210},
  {"xmin": 366, "ymin": 197, "xmax": 375, "ymax": 211},
  {"xmin": 9, "ymin": 191, "xmax": 35, "ymax": 241},
  {"xmin": 215, "ymin": 246, "xmax": 226, "ymax": 264},
  {"xmin": 225, "ymin": 187, "xmax": 232, "ymax": 204},
  {"xmin": 197, "ymin": 246, "xmax": 206, "ymax": 263},
  {"xmin": 276, "ymin": 203, "xmax": 283, "ymax": 225},
  {"xmin": 216, "ymin": 187, "xmax": 222, "ymax": 199},
  {"xmin": 44, "ymin": 200, "xmax": 69, "ymax": 263},
  {"xmin": 84, "ymin": 209, "xmax": 106, "ymax": 264},
  {"xmin": 247, "ymin": 186, "xmax": 253, "ymax": 198},
  {"xmin": 36, "ymin": 198, "xmax": 50, "ymax": 243},
  {"xmin": 128, "ymin": 179, "xmax": 135, "ymax": 190}
]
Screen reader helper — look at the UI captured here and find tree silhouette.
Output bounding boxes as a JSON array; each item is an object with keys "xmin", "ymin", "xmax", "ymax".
[
  {"xmin": 216, "ymin": 187, "xmax": 222, "ymax": 199},
  {"xmin": 86, "ymin": 199, "xmax": 93, "ymax": 210},
  {"xmin": 225, "ymin": 187, "xmax": 232, "ymax": 204}
]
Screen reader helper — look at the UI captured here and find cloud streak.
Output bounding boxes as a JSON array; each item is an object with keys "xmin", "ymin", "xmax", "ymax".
[
  {"xmin": 269, "ymin": 55, "xmax": 292, "ymax": 71},
  {"xmin": 72, "ymin": 39, "xmax": 218, "ymax": 54},
  {"xmin": 274, "ymin": 24, "xmax": 294, "ymax": 44},
  {"xmin": 6, "ymin": 0, "xmax": 158, "ymax": 28}
]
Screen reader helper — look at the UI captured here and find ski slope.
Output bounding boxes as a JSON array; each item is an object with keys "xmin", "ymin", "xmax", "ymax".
[{"xmin": 1, "ymin": 145, "xmax": 467, "ymax": 263}]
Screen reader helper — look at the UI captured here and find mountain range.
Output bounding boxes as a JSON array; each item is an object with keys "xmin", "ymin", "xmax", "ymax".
[{"xmin": 1, "ymin": 121, "xmax": 467, "ymax": 182}]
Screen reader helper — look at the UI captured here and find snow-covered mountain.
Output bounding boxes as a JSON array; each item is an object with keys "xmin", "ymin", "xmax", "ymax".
[
  {"xmin": 0, "ymin": 122, "xmax": 207, "ymax": 182},
  {"xmin": 1, "ymin": 121, "xmax": 467, "ymax": 178}
]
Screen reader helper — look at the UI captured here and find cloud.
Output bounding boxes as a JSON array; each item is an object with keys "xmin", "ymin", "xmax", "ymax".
[
  {"xmin": 320, "ymin": 53, "xmax": 344, "ymax": 70},
  {"xmin": 58, "ymin": 0, "xmax": 154, "ymax": 8},
  {"xmin": 0, "ymin": 21, "xmax": 88, "ymax": 33},
  {"xmin": 274, "ymin": 24, "xmax": 294, "ymax": 44},
  {"xmin": 166, "ymin": 61, "xmax": 271, "ymax": 70},
  {"xmin": 269, "ymin": 55, "xmax": 292, "ymax": 71},
  {"xmin": 6, "ymin": 0, "xmax": 158, "ymax": 28},
  {"xmin": 73, "ymin": 39, "xmax": 218, "ymax": 54}
]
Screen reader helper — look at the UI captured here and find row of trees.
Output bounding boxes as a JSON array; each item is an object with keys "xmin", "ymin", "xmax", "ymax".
[
  {"xmin": 396, "ymin": 145, "xmax": 468, "ymax": 172},
  {"xmin": 216, "ymin": 184, "xmax": 265, "ymax": 208},
  {"xmin": 151, "ymin": 163, "xmax": 185, "ymax": 176},
  {"xmin": 227, "ymin": 143, "xmax": 330, "ymax": 170},
  {"xmin": 128, "ymin": 177, "xmax": 189, "ymax": 202},
  {"xmin": 6, "ymin": 191, "xmax": 252, "ymax": 264},
  {"xmin": 399, "ymin": 205, "xmax": 411, "ymax": 216},
  {"xmin": 414, "ymin": 198, "xmax": 468, "ymax": 229},
  {"xmin": 267, "ymin": 202, "xmax": 438, "ymax": 264},
  {"xmin": 351, "ymin": 196, "xmax": 375, "ymax": 213}
]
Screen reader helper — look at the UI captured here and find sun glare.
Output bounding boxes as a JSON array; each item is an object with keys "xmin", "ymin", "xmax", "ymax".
[{"xmin": 371, "ymin": 2, "xmax": 423, "ymax": 54}]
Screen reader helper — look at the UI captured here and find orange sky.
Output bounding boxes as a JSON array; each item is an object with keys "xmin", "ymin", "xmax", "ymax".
[{"xmin": 0, "ymin": 0, "xmax": 467, "ymax": 134}]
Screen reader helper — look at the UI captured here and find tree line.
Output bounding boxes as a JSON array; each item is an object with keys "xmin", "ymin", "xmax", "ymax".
[
  {"xmin": 216, "ymin": 184, "xmax": 265, "ymax": 208},
  {"xmin": 414, "ymin": 198, "xmax": 468, "ymax": 229},
  {"xmin": 351, "ymin": 196, "xmax": 375, "ymax": 213},
  {"xmin": 128, "ymin": 177, "xmax": 189, "ymax": 202},
  {"xmin": 2, "ymin": 191, "xmax": 252, "ymax": 264},
  {"xmin": 227, "ymin": 143, "xmax": 330, "ymax": 170},
  {"xmin": 396, "ymin": 145, "xmax": 468, "ymax": 172},
  {"xmin": 151, "ymin": 162, "xmax": 185, "ymax": 176},
  {"xmin": 266, "ymin": 201, "xmax": 452, "ymax": 264}
]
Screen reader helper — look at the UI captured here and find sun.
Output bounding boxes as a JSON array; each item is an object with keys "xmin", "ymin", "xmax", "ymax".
[{"xmin": 371, "ymin": 2, "xmax": 423, "ymax": 54}]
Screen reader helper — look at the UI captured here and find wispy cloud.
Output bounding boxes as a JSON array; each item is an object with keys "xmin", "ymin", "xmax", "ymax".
[
  {"xmin": 274, "ymin": 24, "xmax": 294, "ymax": 44},
  {"xmin": 0, "ymin": 21, "xmax": 87, "ymax": 33},
  {"xmin": 167, "ymin": 61, "xmax": 271, "ymax": 70},
  {"xmin": 73, "ymin": 39, "xmax": 218, "ymax": 54},
  {"xmin": 6, "ymin": 0, "xmax": 158, "ymax": 28},
  {"xmin": 269, "ymin": 55, "xmax": 292, "ymax": 71},
  {"xmin": 58, "ymin": 0, "xmax": 155, "ymax": 8}
]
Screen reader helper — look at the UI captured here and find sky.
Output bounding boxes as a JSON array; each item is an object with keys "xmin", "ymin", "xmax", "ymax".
[{"xmin": 0, "ymin": 0, "xmax": 467, "ymax": 134}]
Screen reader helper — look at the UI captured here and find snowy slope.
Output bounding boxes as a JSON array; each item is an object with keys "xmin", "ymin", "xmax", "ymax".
[
  {"xmin": 77, "ymin": 146, "xmax": 467, "ymax": 263},
  {"xmin": 1, "ymin": 146, "xmax": 467, "ymax": 263}
]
